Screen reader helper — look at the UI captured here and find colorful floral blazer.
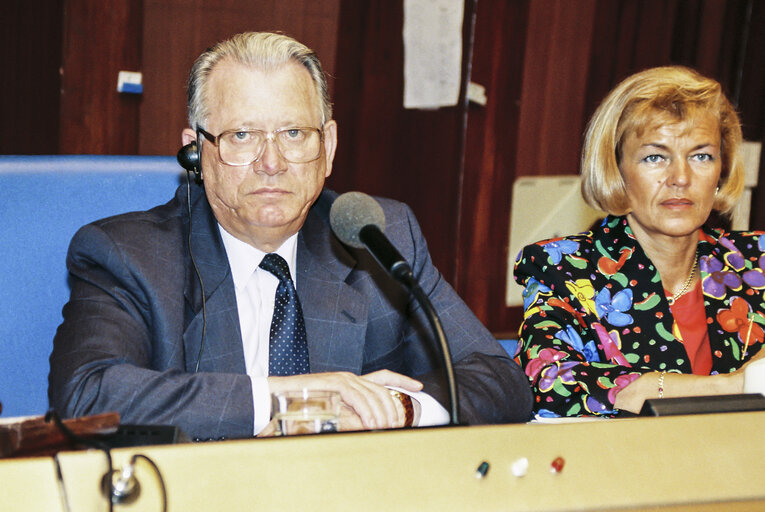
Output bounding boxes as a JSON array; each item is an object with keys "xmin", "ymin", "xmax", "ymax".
[{"xmin": 514, "ymin": 215, "xmax": 765, "ymax": 417}]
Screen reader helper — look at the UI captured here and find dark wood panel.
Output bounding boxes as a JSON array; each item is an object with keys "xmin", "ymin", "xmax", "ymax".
[
  {"xmin": 742, "ymin": 0, "xmax": 765, "ymax": 230},
  {"xmin": 1, "ymin": 2, "xmax": 64, "ymax": 154},
  {"xmin": 736, "ymin": 1, "xmax": 765, "ymax": 137},
  {"xmin": 514, "ymin": 0, "xmax": 597, "ymax": 178},
  {"xmin": 458, "ymin": 0, "xmax": 601, "ymax": 331},
  {"xmin": 138, "ymin": 0, "xmax": 341, "ymax": 156},
  {"xmin": 693, "ymin": 0, "xmax": 728, "ymax": 75},
  {"xmin": 332, "ymin": 0, "xmax": 475, "ymax": 279},
  {"xmin": 453, "ymin": 0, "xmax": 529, "ymax": 327},
  {"xmin": 59, "ymin": 0, "xmax": 143, "ymax": 154},
  {"xmin": 585, "ymin": 0, "xmax": 680, "ymax": 124}
]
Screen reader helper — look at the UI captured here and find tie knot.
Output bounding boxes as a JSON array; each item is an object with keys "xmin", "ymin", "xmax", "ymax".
[{"xmin": 259, "ymin": 253, "xmax": 292, "ymax": 283}]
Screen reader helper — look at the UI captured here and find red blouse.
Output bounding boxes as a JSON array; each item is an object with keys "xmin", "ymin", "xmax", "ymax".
[{"xmin": 670, "ymin": 281, "xmax": 712, "ymax": 375}]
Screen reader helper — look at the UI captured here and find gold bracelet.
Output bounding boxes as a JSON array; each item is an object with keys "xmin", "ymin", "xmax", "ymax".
[
  {"xmin": 658, "ymin": 371, "xmax": 667, "ymax": 399},
  {"xmin": 388, "ymin": 390, "xmax": 414, "ymax": 427}
]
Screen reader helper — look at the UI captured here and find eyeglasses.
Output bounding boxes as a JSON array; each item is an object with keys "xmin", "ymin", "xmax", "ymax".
[{"xmin": 197, "ymin": 126, "xmax": 324, "ymax": 166}]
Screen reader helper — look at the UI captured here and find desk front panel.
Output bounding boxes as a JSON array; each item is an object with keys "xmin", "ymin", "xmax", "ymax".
[{"xmin": 3, "ymin": 412, "xmax": 765, "ymax": 511}]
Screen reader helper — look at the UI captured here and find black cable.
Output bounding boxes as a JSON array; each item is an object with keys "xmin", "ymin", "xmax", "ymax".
[
  {"xmin": 732, "ymin": 0, "xmax": 753, "ymax": 108},
  {"xmin": 408, "ymin": 284, "xmax": 460, "ymax": 426},
  {"xmin": 130, "ymin": 453, "xmax": 168, "ymax": 512},
  {"xmin": 46, "ymin": 411, "xmax": 169, "ymax": 512},
  {"xmin": 186, "ymin": 171, "xmax": 208, "ymax": 373},
  {"xmin": 52, "ymin": 454, "xmax": 73, "ymax": 512},
  {"xmin": 45, "ymin": 410, "xmax": 115, "ymax": 512}
]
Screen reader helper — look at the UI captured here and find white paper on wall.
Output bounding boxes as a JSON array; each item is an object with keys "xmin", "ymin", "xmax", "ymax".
[{"xmin": 403, "ymin": 0, "xmax": 464, "ymax": 110}]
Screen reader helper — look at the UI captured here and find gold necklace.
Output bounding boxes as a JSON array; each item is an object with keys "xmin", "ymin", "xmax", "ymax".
[{"xmin": 667, "ymin": 253, "xmax": 699, "ymax": 306}]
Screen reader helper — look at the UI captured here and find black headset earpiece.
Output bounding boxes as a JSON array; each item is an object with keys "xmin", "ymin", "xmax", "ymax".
[{"xmin": 177, "ymin": 142, "xmax": 202, "ymax": 183}]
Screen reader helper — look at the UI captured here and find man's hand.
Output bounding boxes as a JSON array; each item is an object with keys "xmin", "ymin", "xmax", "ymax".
[{"xmin": 267, "ymin": 370, "xmax": 422, "ymax": 431}]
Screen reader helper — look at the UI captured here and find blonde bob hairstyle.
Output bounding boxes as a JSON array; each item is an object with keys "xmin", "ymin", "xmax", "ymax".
[{"xmin": 581, "ymin": 66, "xmax": 744, "ymax": 218}]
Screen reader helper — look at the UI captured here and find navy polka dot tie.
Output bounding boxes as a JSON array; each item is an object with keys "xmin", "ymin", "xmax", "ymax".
[{"xmin": 259, "ymin": 253, "xmax": 309, "ymax": 376}]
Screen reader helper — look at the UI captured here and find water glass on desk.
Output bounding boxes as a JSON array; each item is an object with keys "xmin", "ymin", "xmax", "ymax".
[{"xmin": 271, "ymin": 390, "xmax": 340, "ymax": 436}]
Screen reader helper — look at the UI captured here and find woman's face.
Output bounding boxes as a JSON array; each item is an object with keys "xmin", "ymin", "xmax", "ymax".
[{"xmin": 619, "ymin": 111, "xmax": 722, "ymax": 243}]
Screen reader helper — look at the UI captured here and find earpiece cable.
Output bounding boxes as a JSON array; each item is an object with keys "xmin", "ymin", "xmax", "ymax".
[{"xmin": 185, "ymin": 171, "xmax": 208, "ymax": 373}]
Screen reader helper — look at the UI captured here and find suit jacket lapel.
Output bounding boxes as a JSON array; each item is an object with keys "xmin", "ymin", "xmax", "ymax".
[
  {"xmin": 297, "ymin": 191, "xmax": 369, "ymax": 373},
  {"xmin": 182, "ymin": 186, "xmax": 368, "ymax": 375},
  {"xmin": 182, "ymin": 184, "xmax": 246, "ymax": 374}
]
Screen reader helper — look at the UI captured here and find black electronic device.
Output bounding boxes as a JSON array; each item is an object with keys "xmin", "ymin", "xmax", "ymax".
[
  {"xmin": 99, "ymin": 424, "xmax": 190, "ymax": 448},
  {"xmin": 640, "ymin": 393, "xmax": 765, "ymax": 416},
  {"xmin": 177, "ymin": 142, "xmax": 201, "ymax": 183}
]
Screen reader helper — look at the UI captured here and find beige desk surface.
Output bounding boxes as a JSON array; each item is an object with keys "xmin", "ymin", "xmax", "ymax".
[{"xmin": 2, "ymin": 411, "xmax": 765, "ymax": 511}]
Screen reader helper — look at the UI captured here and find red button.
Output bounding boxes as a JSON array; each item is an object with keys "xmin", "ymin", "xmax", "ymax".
[{"xmin": 550, "ymin": 456, "xmax": 565, "ymax": 473}]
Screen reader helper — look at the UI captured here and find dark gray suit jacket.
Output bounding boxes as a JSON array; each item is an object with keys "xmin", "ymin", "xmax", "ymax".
[{"xmin": 49, "ymin": 184, "xmax": 532, "ymax": 439}]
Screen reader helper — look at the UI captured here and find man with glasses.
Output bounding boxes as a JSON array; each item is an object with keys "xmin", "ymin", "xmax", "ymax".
[{"xmin": 50, "ymin": 32, "xmax": 532, "ymax": 440}]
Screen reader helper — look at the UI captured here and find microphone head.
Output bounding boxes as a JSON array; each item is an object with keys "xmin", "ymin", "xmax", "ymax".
[{"xmin": 329, "ymin": 191, "xmax": 386, "ymax": 248}]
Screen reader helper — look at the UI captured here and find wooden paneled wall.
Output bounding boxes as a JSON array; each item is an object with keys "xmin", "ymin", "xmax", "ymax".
[
  {"xmin": 454, "ymin": 0, "xmax": 530, "ymax": 331},
  {"xmin": 59, "ymin": 0, "xmax": 143, "ymax": 155},
  {"xmin": 1, "ymin": 2, "xmax": 64, "ymax": 155},
  {"xmin": 51, "ymin": 0, "xmax": 341, "ymax": 156},
  {"xmin": 330, "ymin": 0, "xmax": 477, "ymax": 280},
  {"xmin": 4, "ymin": 0, "xmax": 765, "ymax": 335}
]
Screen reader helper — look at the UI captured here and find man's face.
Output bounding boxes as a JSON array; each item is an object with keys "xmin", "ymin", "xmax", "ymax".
[{"xmin": 185, "ymin": 59, "xmax": 337, "ymax": 251}]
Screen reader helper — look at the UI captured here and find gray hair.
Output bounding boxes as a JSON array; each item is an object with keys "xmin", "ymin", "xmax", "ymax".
[{"xmin": 186, "ymin": 32, "xmax": 332, "ymax": 129}]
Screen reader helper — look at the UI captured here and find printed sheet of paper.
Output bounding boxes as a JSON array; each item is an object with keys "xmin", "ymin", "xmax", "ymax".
[{"xmin": 403, "ymin": 0, "xmax": 464, "ymax": 109}]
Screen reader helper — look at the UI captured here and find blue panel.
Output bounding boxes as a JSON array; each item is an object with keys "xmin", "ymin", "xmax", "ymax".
[
  {"xmin": 0, "ymin": 156, "xmax": 185, "ymax": 418},
  {"xmin": 497, "ymin": 338, "xmax": 519, "ymax": 358}
]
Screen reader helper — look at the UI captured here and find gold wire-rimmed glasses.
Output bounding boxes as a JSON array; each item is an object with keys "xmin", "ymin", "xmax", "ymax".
[{"xmin": 196, "ymin": 126, "xmax": 324, "ymax": 165}]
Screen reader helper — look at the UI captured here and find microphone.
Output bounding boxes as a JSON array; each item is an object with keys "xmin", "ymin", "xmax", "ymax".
[
  {"xmin": 329, "ymin": 192, "xmax": 416, "ymax": 287},
  {"xmin": 329, "ymin": 191, "xmax": 460, "ymax": 425}
]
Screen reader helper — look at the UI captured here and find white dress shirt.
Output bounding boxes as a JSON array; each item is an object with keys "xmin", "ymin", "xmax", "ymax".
[
  {"xmin": 219, "ymin": 224, "xmax": 448, "ymax": 435},
  {"xmin": 219, "ymin": 225, "xmax": 298, "ymax": 434}
]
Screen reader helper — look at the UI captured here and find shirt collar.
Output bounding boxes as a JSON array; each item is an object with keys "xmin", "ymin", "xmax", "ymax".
[{"xmin": 218, "ymin": 225, "xmax": 299, "ymax": 291}]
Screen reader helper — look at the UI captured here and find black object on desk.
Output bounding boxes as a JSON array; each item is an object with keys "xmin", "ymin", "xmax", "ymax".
[
  {"xmin": 640, "ymin": 393, "xmax": 765, "ymax": 416},
  {"xmin": 99, "ymin": 424, "xmax": 190, "ymax": 448}
]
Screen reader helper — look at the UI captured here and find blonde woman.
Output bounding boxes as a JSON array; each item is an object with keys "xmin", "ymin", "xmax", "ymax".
[{"xmin": 514, "ymin": 66, "xmax": 765, "ymax": 417}]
